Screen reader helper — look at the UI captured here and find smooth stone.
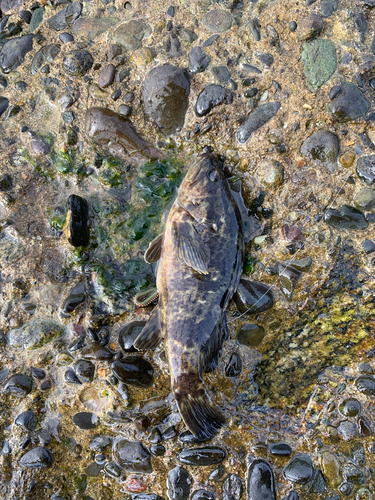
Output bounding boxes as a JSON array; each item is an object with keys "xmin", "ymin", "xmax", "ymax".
[
  {"xmin": 357, "ymin": 155, "xmax": 375, "ymax": 185},
  {"xmin": 0, "ymin": 173, "xmax": 12, "ymax": 191},
  {"xmin": 278, "ymin": 258, "xmax": 312, "ymax": 301},
  {"xmin": 195, "ymin": 84, "xmax": 233, "ymax": 117},
  {"xmin": 8, "ymin": 319, "xmax": 65, "ymax": 350},
  {"xmin": 131, "ymin": 47, "xmax": 155, "ymax": 66},
  {"xmin": 256, "ymin": 160, "xmax": 284, "ymax": 187},
  {"xmin": 356, "ymin": 375, "xmax": 375, "ymax": 395},
  {"xmin": 237, "ymin": 323, "xmax": 265, "ymax": 347},
  {"xmin": 63, "ymin": 50, "xmax": 93, "ymax": 77},
  {"xmin": 167, "ymin": 466, "xmax": 191, "ymax": 500},
  {"xmin": 353, "ymin": 187, "xmax": 375, "ymax": 210},
  {"xmin": 233, "ymin": 280, "xmax": 274, "ymax": 314},
  {"xmin": 328, "ymin": 82, "xmax": 370, "ymax": 121},
  {"xmin": 30, "ymin": 7, "xmax": 43, "ymax": 32},
  {"xmin": 257, "ymin": 53, "xmax": 274, "ymax": 67},
  {"xmin": 113, "ymin": 20, "xmax": 151, "ymax": 51},
  {"xmin": 73, "ymin": 412, "xmax": 98, "ymax": 429},
  {"xmin": 90, "ymin": 435, "xmax": 112, "ymax": 451},
  {"xmin": 248, "ymin": 17, "xmax": 260, "ymax": 41},
  {"xmin": 18, "ymin": 10, "xmax": 31, "ymax": 24},
  {"xmin": 222, "ymin": 473, "xmax": 243, "ymax": 500},
  {"xmin": 30, "ymin": 136, "xmax": 50, "ymax": 155},
  {"xmin": 363, "ymin": 239, "xmax": 375, "ymax": 254},
  {"xmin": 142, "ymin": 64, "xmax": 190, "ymax": 135},
  {"xmin": 62, "ymin": 283, "xmax": 86, "ymax": 314},
  {"xmin": 86, "ymin": 462, "xmax": 104, "ymax": 477},
  {"xmin": 0, "ymin": 0, "xmax": 22, "ymax": 12},
  {"xmin": 202, "ymin": 9, "xmax": 232, "ymax": 33},
  {"xmin": 321, "ymin": 451, "xmax": 341, "ymax": 488},
  {"xmin": 178, "ymin": 446, "xmax": 226, "ymax": 466},
  {"xmin": 48, "ymin": 2, "xmax": 82, "ymax": 31},
  {"xmin": 150, "ymin": 443, "xmax": 166, "ymax": 456},
  {"xmin": 236, "ymin": 102, "xmax": 281, "ymax": 145},
  {"xmin": 105, "ymin": 461, "xmax": 122, "ymax": 478},
  {"xmin": 225, "ymin": 352, "xmax": 242, "ymax": 378},
  {"xmin": 283, "ymin": 454, "xmax": 313, "ymax": 484},
  {"xmin": 212, "ymin": 65, "xmax": 231, "ymax": 83},
  {"xmin": 321, "ymin": 0, "xmax": 338, "ymax": 17},
  {"xmin": 0, "ymin": 35, "xmax": 34, "ymax": 73},
  {"xmin": 309, "ymin": 469, "xmax": 326, "ymax": 493},
  {"xmin": 247, "ymin": 459, "xmax": 276, "ymax": 500},
  {"xmin": 98, "ymin": 64, "xmax": 115, "ymax": 88},
  {"xmin": 64, "ymin": 367, "xmax": 82, "ymax": 385},
  {"xmin": 65, "ymin": 194, "xmax": 89, "ymax": 247},
  {"xmin": 15, "ymin": 410, "xmax": 38, "ymax": 431},
  {"xmin": 301, "ymin": 39, "xmax": 337, "ymax": 92},
  {"xmin": 351, "ymin": 442, "xmax": 366, "ymax": 466},
  {"xmin": 60, "ymin": 32, "xmax": 74, "ymax": 43},
  {"xmin": 72, "ymin": 17, "xmax": 120, "ymax": 40},
  {"xmin": 3, "ymin": 374, "xmax": 33, "ymax": 397},
  {"xmin": 339, "ymin": 398, "xmax": 361, "ymax": 417},
  {"xmin": 113, "ymin": 438, "xmax": 152, "ymax": 473},
  {"xmin": 118, "ymin": 321, "xmax": 146, "ymax": 352},
  {"xmin": 178, "ymin": 430, "xmax": 207, "ymax": 444},
  {"xmin": 270, "ymin": 443, "xmax": 292, "ymax": 456},
  {"xmin": 188, "ymin": 46, "xmax": 210, "ymax": 74},
  {"xmin": 300, "ymin": 130, "xmax": 339, "ymax": 172},
  {"xmin": 80, "ymin": 342, "xmax": 113, "ymax": 361},
  {"xmin": 19, "ymin": 447, "xmax": 53, "ymax": 468},
  {"xmin": 74, "ymin": 359, "xmax": 95, "ymax": 383},
  {"xmin": 324, "ymin": 205, "xmax": 368, "ymax": 230},
  {"xmin": 31, "ymin": 44, "xmax": 61, "ymax": 75},
  {"xmin": 0, "ymin": 96, "xmax": 9, "ymax": 117},
  {"xmin": 191, "ymin": 491, "xmax": 214, "ymax": 500},
  {"xmin": 296, "ymin": 14, "xmax": 323, "ymax": 40},
  {"xmin": 342, "ymin": 463, "xmax": 363, "ymax": 483},
  {"xmin": 85, "ymin": 107, "xmax": 162, "ymax": 162},
  {"xmin": 111, "ymin": 357, "xmax": 154, "ymax": 388}
]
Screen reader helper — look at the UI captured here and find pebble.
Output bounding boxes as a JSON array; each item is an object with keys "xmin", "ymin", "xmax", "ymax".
[
  {"xmin": 90, "ymin": 436, "xmax": 112, "ymax": 452},
  {"xmin": 167, "ymin": 466, "xmax": 191, "ymax": 500},
  {"xmin": 62, "ymin": 283, "xmax": 86, "ymax": 314},
  {"xmin": 339, "ymin": 152, "xmax": 355, "ymax": 167},
  {"xmin": 63, "ymin": 50, "xmax": 94, "ymax": 77},
  {"xmin": 225, "ymin": 352, "xmax": 242, "ymax": 378},
  {"xmin": 15, "ymin": 410, "xmax": 38, "ymax": 431},
  {"xmin": 80, "ymin": 342, "xmax": 113, "ymax": 361},
  {"xmin": 19, "ymin": 447, "xmax": 53, "ymax": 469},
  {"xmin": 118, "ymin": 321, "xmax": 146, "ymax": 352},
  {"xmin": 131, "ymin": 47, "xmax": 155, "ymax": 66},
  {"xmin": 356, "ymin": 375, "xmax": 375, "ymax": 395},
  {"xmin": 356, "ymin": 155, "xmax": 375, "ymax": 185},
  {"xmin": 150, "ymin": 443, "xmax": 166, "ymax": 456},
  {"xmin": 237, "ymin": 323, "xmax": 265, "ymax": 346},
  {"xmin": 0, "ymin": 96, "xmax": 9, "ymax": 117},
  {"xmin": 188, "ymin": 47, "xmax": 210, "ymax": 74},
  {"xmin": 195, "ymin": 84, "xmax": 233, "ymax": 117},
  {"xmin": 301, "ymin": 39, "xmax": 337, "ymax": 92},
  {"xmin": 222, "ymin": 473, "xmax": 243, "ymax": 500},
  {"xmin": 209, "ymin": 464, "xmax": 225, "ymax": 481},
  {"xmin": 65, "ymin": 194, "xmax": 90, "ymax": 247},
  {"xmin": 191, "ymin": 491, "xmax": 214, "ymax": 500},
  {"xmin": 296, "ymin": 14, "xmax": 323, "ymax": 40},
  {"xmin": 236, "ymin": 102, "xmax": 281, "ymax": 145},
  {"xmin": 202, "ymin": 9, "xmax": 232, "ymax": 33},
  {"xmin": 64, "ymin": 367, "xmax": 82, "ymax": 384},
  {"xmin": 60, "ymin": 32, "xmax": 74, "ymax": 43},
  {"xmin": 363, "ymin": 239, "xmax": 375, "ymax": 254},
  {"xmin": 256, "ymin": 160, "xmax": 284, "ymax": 187},
  {"xmin": 143, "ymin": 64, "xmax": 190, "ymax": 135},
  {"xmin": 339, "ymin": 398, "xmax": 361, "ymax": 416},
  {"xmin": 47, "ymin": 2, "xmax": 82, "ymax": 31},
  {"xmin": 31, "ymin": 44, "xmax": 61, "ymax": 75},
  {"xmin": 328, "ymin": 82, "xmax": 370, "ymax": 121},
  {"xmin": 113, "ymin": 20, "xmax": 152, "ymax": 51},
  {"xmin": 249, "ymin": 18, "xmax": 261, "ymax": 41},
  {"xmin": 31, "ymin": 367, "xmax": 46, "ymax": 380},
  {"xmin": 178, "ymin": 446, "xmax": 226, "ymax": 466},
  {"xmin": 98, "ymin": 64, "xmax": 115, "ymax": 88},
  {"xmin": 309, "ymin": 469, "xmax": 326, "ymax": 493},
  {"xmin": 0, "ymin": 35, "xmax": 34, "ymax": 73},
  {"xmin": 73, "ymin": 412, "xmax": 97, "ymax": 430},
  {"xmin": 30, "ymin": 7, "xmax": 43, "ymax": 32},
  {"xmin": 283, "ymin": 454, "xmax": 314, "ymax": 484},
  {"xmin": 300, "ymin": 130, "xmax": 339, "ymax": 172},
  {"xmin": 338, "ymin": 420, "xmax": 358, "ymax": 441},
  {"xmin": 0, "ymin": 173, "xmax": 12, "ymax": 191},
  {"xmin": 72, "ymin": 17, "xmax": 120, "ymax": 40},
  {"xmin": 324, "ymin": 205, "xmax": 368, "ymax": 230},
  {"xmin": 342, "ymin": 463, "xmax": 363, "ymax": 483},
  {"xmin": 270, "ymin": 443, "xmax": 292, "ymax": 456},
  {"xmin": 257, "ymin": 53, "xmax": 274, "ymax": 68},
  {"xmin": 321, "ymin": 0, "xmax": 338, "ymax": 17},
  {"xmin": 247, "ymin": 459, "xmax": 276, "ymax": 500},
  {"xmin": 104, "ymin": 461, "xmax": 121, "ymax": 478},
  {"xmin": 113, "ymin": 438, "xmax": 152, "ymax": 473},
  {"xmin": 3, "ymin": 373, "xmax": 33, "ymax": 397},
  {"xmin": 233, "ymin": 280, "xmax": 274, "ymax": 314},
  {"xmin": 74, "ymin": 359, "xmax": 95, "ymax": 383},
  {"xmin": 111, "ymin": 356, "xmax": 154, "ymax": 387}
]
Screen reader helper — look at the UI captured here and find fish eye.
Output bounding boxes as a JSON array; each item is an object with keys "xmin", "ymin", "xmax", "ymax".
[{"xmin": 207, "ymin": 169, "xmax": 219, "ymax": 182}]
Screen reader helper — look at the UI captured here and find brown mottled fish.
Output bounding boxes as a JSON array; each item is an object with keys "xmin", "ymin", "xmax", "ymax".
[{"xmin": 134, "ymin": 150, "xmax": 244, "ymax": 440}]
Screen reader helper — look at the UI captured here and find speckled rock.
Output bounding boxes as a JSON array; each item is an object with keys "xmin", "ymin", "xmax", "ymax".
[
  {"xmin": 195, "ymin": 84, "xmax": 233, "ymax": 117},
  {"xmin": 356, "ymin": 155, "xmax": 375, "ymax": 185},
  {"xmin": 256, "ymin": 160, "xmax": 284, "ymax": 187},
  {"xmin": 247, "ymin": 459, "xmax": 276, "ymax": 500},
  {"xmin": 236, "ymin": 102, "xmax": 281, "ymax": 144},
  {"xmin": 328, "ymin": 82, "xmax": 370, "ymax": 121},
  {"xmin": 19, "ymin": 447, "xmax": 53, "ymax": 469},
  {"xmin": 202, "ymin": 9, "xmax": 232, "ymax": 33},
  {"xmin": 113, "ymin": 20, "xmax": 152, "ymax": 51},
  {"xmin": 8, "ymin": 319, "xmax": 65, "ymax": 350},
  {"xmin": 321, "ymin": 451, "xmax": 341, "ymax": 488},
  {"xmin": 301, "ymin": 39, "xmax": 337, "ymax": 92},
  {"xmin": 0, "ymin": 35, "xmax": 34, "ymax": 73},
  {"xmin": 296, "ymin": 14, "xmax": 323, "ymax": 40},
  {"xmin": 72, "ymin": 17, "xmax": 120, "ymax": 40},
  {"xmin": 31, "ymin": 44, "xmax": 61, "ymax": 75},
  {"xmin": 354, "ymin": 188, "xmax": 375, "ymax": 210},
  {"xmin": 300, "ymin": 129, "xmax": 339, "ymax": 172},
  {"xmin": 222, "ymin": 473, "xmax": 243, "ymax": 500},
  {"xmin": 63, "ymin": 50, "xmax": 93, "ymax": 77},
  {"xmin": 113, "ymin": 438, "xmax": 152, "ymax": 473}
]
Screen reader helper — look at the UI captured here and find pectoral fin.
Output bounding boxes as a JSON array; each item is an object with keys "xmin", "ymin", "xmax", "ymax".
[
  {"xmin": 133, "ymin": 306, "xmax": 162, "ymax": 350},
  {"xmin": 171, "ymin": 221, "xmax": 209, "ymax": 274},
  {"xmin": 144, "ymin": 232, "xmax": 164, "ymax": 263}
]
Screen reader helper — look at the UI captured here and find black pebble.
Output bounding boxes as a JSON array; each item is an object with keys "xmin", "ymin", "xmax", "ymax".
[
  {"xmin": 73, "ymin": 412, "xmax": 97, "ymax": 429},
  {"xmin": 66, "ymin": 194, "xmax": 90, "ymax": 247},
  {"xmin": 15, "ymin": 410, "xmax": 38, "ymax": 431},
  {"xmin": 289, "ymin": 21, "xmax": 297, "ymax": 31},
  {"xmin": 118, "ymin": 321, "xmax": 146, "ymax": 352},
  {"xmin": 59, "ymin": 32, "xmax": 74, "ymax": 43},
  {"xmin": 64, "ymin": 367, "xmax": 82, "ymax": 385},
  {"xmin": 167, "ymin": 5, "xmax": 175, "ymax": 16},
  {"xmin": 19, "ymin": 447, "xmax": 53, "ymax": 468},
  {"xmin": 167, "ymin": 466, "xmax": 191, "ymax": 500},
  {"xmin": 363, "ymin": 239, "xmax": 375, "ymax": 254},
  {"xmin": 19, "ymin": 10, "xmax": 32, "ymax": 23}
]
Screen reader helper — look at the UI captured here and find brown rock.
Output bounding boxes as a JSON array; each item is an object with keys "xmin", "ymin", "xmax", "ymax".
[
  {"xmin": 282, "ymin": 224, "xmax": 302, "ymax": 242},
  {"xmin": 296, "ymin": 14, "xmax": 323, "ymax": 41},
  {"xmin": 98, "ymin": 64, "xmax": 115, "ymax": 88},
  {"xmin": 107, "ymin": 44, "xmax": 122, "ymax": 61}
]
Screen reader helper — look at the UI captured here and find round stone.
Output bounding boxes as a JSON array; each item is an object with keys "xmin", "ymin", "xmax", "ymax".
[
  {"xmin": 339, "ymin": 152, "xmax": 355, "ymax": 168},
  {"xmin": 283, "ymin": 454, "xmax": 314, "ymax": 484},
  {"xmin": 19, "ymin": 447, "xmax": 53, "ymax": 468},
  {"xmin": 202, "ymin": 9, "xmax": 232, "ymax": 33},
  {"xmin": 300, "ymin": 130, "xmax": 339, "ymax": 172},
  {"xmin": 357, "ymin": 155, "xmax": 375, "ymax": 185},
  {"xmin": 339, "ymin": 398, "xmax": 361, "ymax": 417},
  {"xmin": 73, "ymin": 412, "xmax": 98, "ymax": 429},
  {"xmin": 3, "ymin": 373, "xmax": 33, "ymax": 397},
  {"xmin": 270, "ymin": 443, "xmax": 292, "ymax": 456},
  {"xmin": 178, "ymin": 446, "xmax": 226, "ymax": 466},
  {"xmin": 256, "ymin": 160, "xmax": 284, "ymax": 187},
  {"xmin": 15, "ymin": 410, "xmax": 38, "ymax": 431},
  {"xmin": 236, "ymin": 323, "xmax": 265, "ymax": 347},
  {"xmin": 113, "ymin": 438, "xmax": 152, "ymax": 473},
  {"xmin": 98, "ymin": 64, "xmax": 115, "ymax": 88},
  {"xmin": 355, "ymin": 375, "xmax": 375, "ymax": 396},
  {"xmin": 338, "ymin": 420, "xmax": 358, "ymax": 441},
  {"xmin": 296, "ymin": 14, "xmax": 323, "ymax": 40},
  {"xmin": 321, "ymin": 451, "xmax": 341, "ymax": 488},
  {"xmin": 111, "ymin": 356, "xmax": 154, "ymax": 388},
  {"xmin": 247, "ymin": 459, "xmax": 276, "ymax": 499},
  {"xmin": 63, "ymin": 50, "xmax": 93, "ymax": 77}
]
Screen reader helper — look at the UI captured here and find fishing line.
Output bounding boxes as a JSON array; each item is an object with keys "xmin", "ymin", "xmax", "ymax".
[{"xmin": 228, "ymin": 170, "xmax": 352, "ymax": 323}]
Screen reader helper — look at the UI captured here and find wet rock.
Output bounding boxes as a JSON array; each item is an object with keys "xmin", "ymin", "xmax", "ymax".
[
  {"xmin": 277, "ymin": 258, "xmax": 312, "ymax": 301},
  {"xmin": 270, "ymin": 443, "xmax": 292, "ymax": 456},
  {"xmin": 209, "ymin": 464, "xmax": 225, "ymax": 481},
  {"xmin": 113, "ymin": 20, "xmax": 152, "ymax": 51},
  {"xmin": 48, "ymin": 2, "xmax": 82, "ymax": 31},
  {"xmin": 90, "ymin": 435, "xmax": 112, "ymax": 451},
  {"xmin": 72, "ymin": 17, "xmax": 120, "ymax": 40},
  {"xmin": 0, "ymin": 97, "xmax": 9, "ymax": 117},
  {"xmin": 98, "ymin": 64, "xmax": 115, "ymax": 88},
  {"xmin": 30, "ymin": 136, "xmax": 50, "ymax": 155},
  {"xmin": 19, "ymin": 447, "xmax": 53, "ymax": 468},
  {"xmin": 237, "ymin": 323, "xmax": 265, "ymax": 347},
  {"xmin": 247, "ymin": 459, "xmax": 276, "ymax": 500},
  {"xmin": 222, "ymin": 473, "xmax": 243, "ymax": 500},
  {"xmin": 342, "ymin": 463, "xmax": 363, "ymax": 483},
  {"xmin": 150, "ymin": 444, "xmax": 166, "ymax": 456},
  {"xmin": 302, "ymin": 39, "xmax": 337, "ymax": 92},
  {"xmin": 355, "ymin": 375, "xmax": 375, "ymax": 395},
  {"xmin": 0, "ymin": 35, "xmax": 34, "ymax": 73},
  {"xmin": 225, "ymin": 352, "xmax": 242, "ymax": 378},
  {"xmin": 8, "ymin": 319, "xmax": 65, "ymax": 350},
  {"xmin": 236, "ymin": 102, "xmax": 281, "ymax": 145},
  {"xmin": 256, "ymin": 160, "xmax": 284, "ymax": 187},
  {"xmin": 31, "ymin": 367, "xmax": 45, "ymax": 380},
  {"xmin": 31, "ymin": 44, "xmax": 61, "ymax": 75},
  {"xmin": 73, "ymin": 412, "xmax": 98, "ymax": 429},
  {"xmin": 363, "ymin": 239, "xmax": 375, "ymax": 254},
  {"xmin": 113, "ymin": 438, "xmax": 152, "ymax": 473},
  {"xmin": 65, "ymin": 195, "xmax": 90, "ymax": 247},
  {"xmin": 15, "ymin": 410, "xmax": 38, "ymax": 431},
  {"xmin": 353, "ymin": 187, "xmax": 375, "ymax": 210},
  {"xmin": 296, "ymin": 14, "xmax": 323, "ymax": 40},
  {"xmin": 0, "ymin": 174, "xmax": 12, "ymax": 191},
  {"xmin": 118, "ymin": 321, "xmax": 146, "ymax": 352},
  {"xmin": 167, "ymin": 466, "xmax": 191, "ymax": 500},
  {"xmin": 300, "ymin": 130, "xmax": 339, "ymax": 172},
  {"xmin": 3, "ymin": 374, "xmax": 33, "ymax": 397},
  {"xmin": 195, "ymin": 84, "xmax": 233, "ymax": 117},
  {"xmin": 351, "ymin": 442, "xmax": 366, "ymax": 466},
  {"xmin": 65, "ymin": 367, "xmax": 82, "ymax": 384},
  {"xmin": 202, "ymin": 9, "xmax": 232, "ymax": 33},
  {"xmin": 80, "ymin": 342, "xmax": 113, "ymax": 361},
  {"xmin": 85, "ymin": 107, "xmax": 162, "ymax": 162},
  {"xmin": 328, "ymin": 82, "xmax": 370, "ymax": 122},
  {"xmin": 178, "ymin": 446, "xmax": 226, "ymax": 466},
  {"xmin": 178, "ymin": 430, "xmax": 206, "ymax": 444},
  {"xmin": 142, "ymin": 64, "xmax": 190, "ymax": 135},
  {"xmin": 309, "ymin": 469, "xmax": 326, "ymax": 493},
  {"xmin": 191, "ymin": 491, "xmax": 214, "ymax": 500},
  {"xmin": 283, "ymin": 454, "xmax": 313, "ymax": 484},
  {"xmin": 62, "ymin": 283, "xmax": 86, "ymax": 314},
  {"xmin": 63, "ymin": 50, "xmax": 93, "ymax": 77},
  {"xmin": 111, "ymin": 357, "xmax": 154, "ymax": 388},
  {"xmin": 357, "ymin": 155, "xmax": 375, "ymax": 185},
  {"xmin": 339, "ymin": 398, "xmax": 361, "ymax": 417},
  {"xmin": 233, "ymin": 280, "xmax": 274, "ymax": 315},
  {"xmin": 188, "ymin": 46, "xmax": 210, "ymax": 74},
  {"xmin": 74, "ymin": 359, "xmax": 95, "ymax": 383},
  {"xmin": 105, "ymin": 461, "xmax": 121, "ymax": 478},
  {"xmin": 324, "ymin": 205, "xmax": 368, "ymax": 230},
  {"xmin": 59, "ymin": 32, "xmax": 74, "ymax": 43}
]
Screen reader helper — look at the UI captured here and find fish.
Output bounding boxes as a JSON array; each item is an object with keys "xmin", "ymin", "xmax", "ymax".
[{"xmin": 134, "ymin": 149, "xmax": 244, "ymax": 440}]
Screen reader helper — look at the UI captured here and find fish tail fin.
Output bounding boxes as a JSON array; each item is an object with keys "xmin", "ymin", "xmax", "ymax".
[{"xmin": 173, "ymin": 373, "xmax": 225, "ymax": 441}]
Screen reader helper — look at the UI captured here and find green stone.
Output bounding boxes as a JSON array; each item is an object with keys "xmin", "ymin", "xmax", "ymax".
[
  {"xmin": 353, "ymin": 188, "xmax": 375, "ymax": 210},
  {"xmin": 72, "ymin": 17, "xmax": 120, "ymax": 40},
  {"xmin": 30, "ymin": 7, "xmax": 44, "ymax": 32},
  {"xmin": 8, "ymin": 319, "xmax": 66, "ymax": 350},
  {"xmin": 302, "ymin": 39, "xmax": 337, "ymax": 92},
  {"xmin": 0, "ymin": 235, "xmax": 24, "ymax": 263}
]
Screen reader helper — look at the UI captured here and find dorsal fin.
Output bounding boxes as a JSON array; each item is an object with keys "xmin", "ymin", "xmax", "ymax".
[
  {"xmin": 144, "ymin": 232, "xmax": 164, "ymax": 263},
  {"xmin": 171, "ymin": 221, "xmax": 209, "ymax": 274}
]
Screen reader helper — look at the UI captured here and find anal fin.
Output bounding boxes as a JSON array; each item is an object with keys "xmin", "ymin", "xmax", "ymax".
[
  {"xmin": 134, "ymin": 306, "xmax": 162, "ymax": 350},
  {"xmin": 200, "ymin": 313, "xmax": 227, "ymax": 373}
]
